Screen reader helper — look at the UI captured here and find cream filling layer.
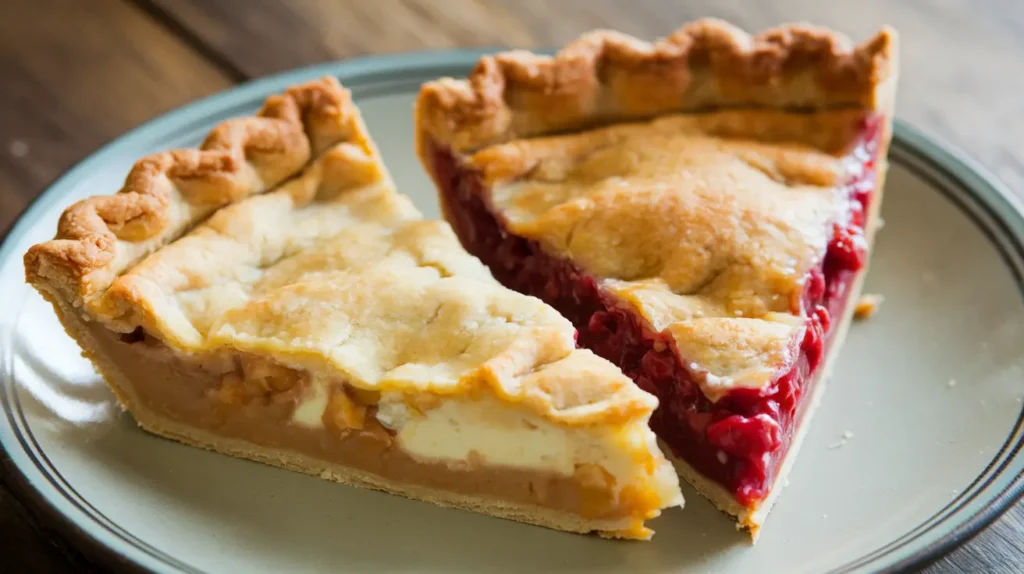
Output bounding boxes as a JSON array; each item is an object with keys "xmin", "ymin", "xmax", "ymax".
[
  {"xmin": 290, "ymin": 381, "xmax": 681, "ymax": 507},
  {"xmin": 379, "ymin": 393, "xmax": 682, "ymax": 506}
]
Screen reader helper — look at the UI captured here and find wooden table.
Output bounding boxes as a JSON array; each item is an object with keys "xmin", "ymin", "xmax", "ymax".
[{"xmin": 1, "ymin": 0, "xmax": 1022, "ymax": 571}]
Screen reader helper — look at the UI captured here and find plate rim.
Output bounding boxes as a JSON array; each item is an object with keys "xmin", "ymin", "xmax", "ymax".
[{"xmin": 1, "ymin": 49, "xmax": 1023, "ymax": 574}]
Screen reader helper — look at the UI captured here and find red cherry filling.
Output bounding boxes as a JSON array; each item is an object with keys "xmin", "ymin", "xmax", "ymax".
[
  {"xmin": 707, "ymin": 414, "xmax": 781, "ymax": 458},
  {"xmin": 428, "ymin": 115, "xmax": 881, "ymax": 508}
]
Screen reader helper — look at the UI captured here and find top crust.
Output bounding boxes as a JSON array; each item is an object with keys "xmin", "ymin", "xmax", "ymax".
[
  {"xmin": 415, "ymin": 18, "xmax": 898, "ymax": 154},
  {"xmin": 25, "ymin": 77, "xmax": 370, "ymax": 314},
  {"xmin": 23, "ymin": 77, "xmax": 666, "ymax": 430}
]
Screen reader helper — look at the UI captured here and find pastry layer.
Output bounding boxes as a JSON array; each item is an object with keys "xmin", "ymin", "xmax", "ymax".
[
  {"xmin": 434, "ymin": 109, "xmax": 882, "ymax": 403},
  {"xmin": 468, "ymin": 111, "xmax": 865, "ymax": 402},
  {"xmin": 87, "ymin": 142, "xmax": 660, "ymax": 431}
]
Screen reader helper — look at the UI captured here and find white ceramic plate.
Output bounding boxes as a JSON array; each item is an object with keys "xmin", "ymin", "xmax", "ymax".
[{"xmin": 3, "ymin": 52, "xmax": 1024, "ymax": 574}]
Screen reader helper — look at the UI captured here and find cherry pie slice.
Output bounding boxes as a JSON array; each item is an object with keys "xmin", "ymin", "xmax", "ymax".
[
  {"xmin": 416, "ymin": 19, "xmax": 898, "ymax": 538},
  {"xmin": 25, "ymin": 77, "xmax": 683, "ymax": 539}
]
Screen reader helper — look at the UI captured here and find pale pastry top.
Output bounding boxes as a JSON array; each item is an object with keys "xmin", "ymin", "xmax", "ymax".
[
  {"xmin": 26, "ymin": 77, "xmax": 663, "ymax": 430},
  {"xmin": 76, "ymin": 140, "xmax": 655, "ymax": 429},
  {"xmin": 415, "ymin": 20, "xmax": 897, "ymax": 404},
  {"xmin": 471, "ymin": 112, "xmax": 858, "ymax": 401}
]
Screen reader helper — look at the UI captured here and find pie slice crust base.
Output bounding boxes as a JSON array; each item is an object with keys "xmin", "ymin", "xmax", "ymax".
[{"xmin": 25, "ymin": 77, "xmax": 683, "ymax": 540}]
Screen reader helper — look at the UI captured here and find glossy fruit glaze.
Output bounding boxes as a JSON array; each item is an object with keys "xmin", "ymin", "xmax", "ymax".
[{"xmin": 428, "ymin": 116, "xmax": 882, "ymax": 507}]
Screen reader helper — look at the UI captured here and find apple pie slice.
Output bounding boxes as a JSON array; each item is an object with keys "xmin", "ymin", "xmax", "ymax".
[
  {"xmin": 25, "ymin": 77, "xmax": 682, "ymax": 539},
  {"xmin": 416, "ymin": 19, "xmax": 897, "ymax": 538}
]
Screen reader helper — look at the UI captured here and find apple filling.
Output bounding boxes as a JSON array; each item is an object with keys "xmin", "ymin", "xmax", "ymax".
[
  {"xmin": 89, "ymin": 319, "xmax": 669, "ymax": 529},
  {"xmin": 427, "ymin": 115, "xmax": 883, "ymax": 511}
]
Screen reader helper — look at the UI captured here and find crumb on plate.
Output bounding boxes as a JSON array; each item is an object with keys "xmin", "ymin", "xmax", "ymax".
[
  {"xmin": 828, "ymin": 431, "xmax": 855, "ymax": 450},
  {"xmin": 854, "ymin": 293, "xmax": 884, "ymax": 320}
]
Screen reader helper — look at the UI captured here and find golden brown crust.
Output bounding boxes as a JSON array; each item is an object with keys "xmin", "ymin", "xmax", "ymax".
[
  {"xmin": 415, "ymin": 18, "xmax": 898, "ymax": 154},
  {"xmin": 414, "ymin": 19, "xmax": 898, "ymax": 406},
  {"xmin": 25, "ymin": 77, "xmax": 367, "ymax": 313},
  {"xmin": 471, "ymin": 109, "xmax": 878, "ymax": 402},
  {"xmin": 25, "ymin": 74, "xmax": 668, "ymax": 432}
]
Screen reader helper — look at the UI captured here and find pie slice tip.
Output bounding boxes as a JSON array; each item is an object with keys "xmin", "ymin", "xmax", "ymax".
[
  {"xmin": 25, "ymin": 76, "xmax": 683, "ymax": 541},
  {"xmin": 415, "ymin": 18, "xmax": 898, "ymax": 539}
]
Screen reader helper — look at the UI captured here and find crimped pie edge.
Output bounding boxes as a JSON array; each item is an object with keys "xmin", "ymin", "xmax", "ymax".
[
  {"xmin": 415, "ymin": 18, "xmax": 898, "ymax": 155},
  {"xmin": 24, "ymin": 76, "xmax": 372, "ymax": 315}
]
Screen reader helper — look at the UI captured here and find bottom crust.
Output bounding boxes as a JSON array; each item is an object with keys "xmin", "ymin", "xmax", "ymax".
[
  {"xmin": 664, "ymin": 263, "xmax": 868, "ymax": 542},
  {"xmin": 36, "ymin": 289, "xmax": 647, "ymax": 540},
  {"xmin": 136, "ymin": 406, "xmax": 638, "ymax": 538}
]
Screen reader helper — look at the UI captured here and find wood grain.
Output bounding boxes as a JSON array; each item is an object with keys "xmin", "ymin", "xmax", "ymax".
[
  {"xmin": 145, "ymin": 0, "xmax": 1024, "ymax": 198},
  {"xmin": 2, "ymin": 0, "xmax": 1024, "ymax": 572},
  {"xmin": 138, "ymin": 0, "xmax": 536, "ymax": 73},
  {"xmin": 0, "ymin": 0, "xmax": 232, "ymax": 233}
]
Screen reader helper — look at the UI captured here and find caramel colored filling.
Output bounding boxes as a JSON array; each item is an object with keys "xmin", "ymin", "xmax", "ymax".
[{"xmin": 74, "ymin": 317, "xmax": 635, "ymax": 522}]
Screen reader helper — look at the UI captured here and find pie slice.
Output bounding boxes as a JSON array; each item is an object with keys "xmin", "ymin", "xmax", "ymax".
[
  {"xmin": 415, "ymin": 19, "xmax": 898, "ymax": 538},
  {"xmin": 24, "ymin": 77, "xmax": 683, "ymax": 539}
]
